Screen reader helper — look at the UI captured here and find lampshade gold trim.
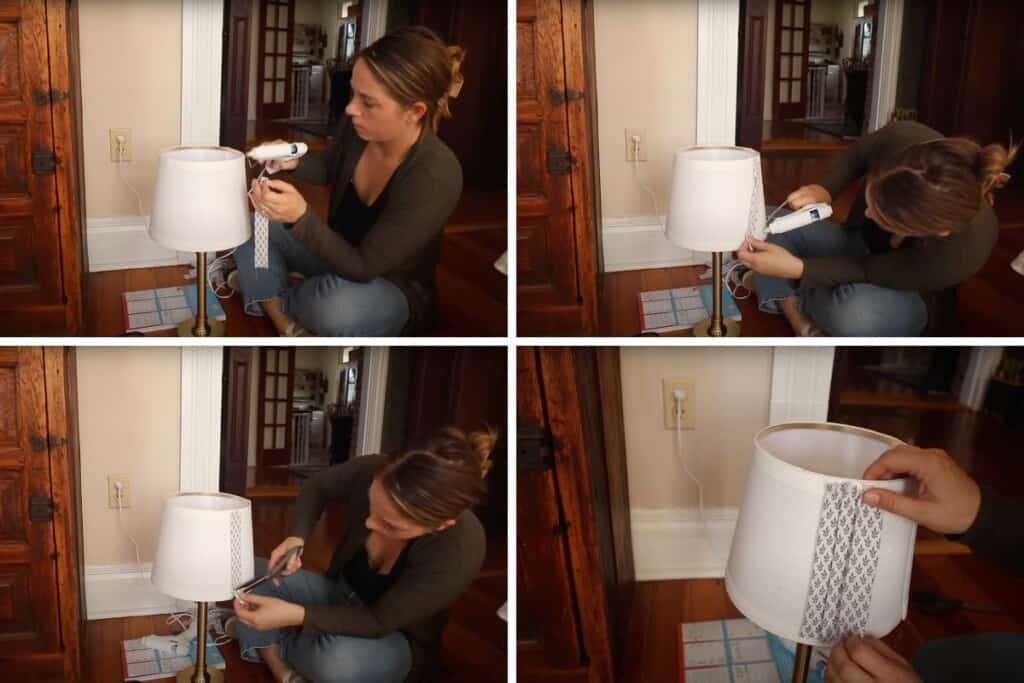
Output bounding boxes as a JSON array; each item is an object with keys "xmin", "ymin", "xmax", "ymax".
[{"xmin": 174, "ymin": 491, "xmax": 251, "ymax": 504}]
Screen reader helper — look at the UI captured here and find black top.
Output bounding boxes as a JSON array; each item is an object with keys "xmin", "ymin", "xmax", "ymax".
[
  {"xmin": 341, "ymin": 541, "xmax": 408, "ymax": 605},
  {"xmin": 948, "ymin": 487, "xmax": 1024, "ymax": 576},
  {"xmin": 329, "ymin": 179, "xmax": 390, "ymax": 247}
]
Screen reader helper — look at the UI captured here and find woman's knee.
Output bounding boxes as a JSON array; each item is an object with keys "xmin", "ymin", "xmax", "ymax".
[
  {"xmin": 291, "ymin": 278, "xmax": 408, "ymax": 336},
  {"xmin": 809, "ymin": 285, "xmax": 926, "ymax": 336},
  {"xmin": 295, "ymin": 635, "xmax": 411, "ymax": 683}
]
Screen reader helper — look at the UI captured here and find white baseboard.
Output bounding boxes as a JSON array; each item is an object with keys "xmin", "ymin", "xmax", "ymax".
[
  {"xmin": 631, "ymin": 507, "xmax": 738, "ymax": 581},
  {"xmin": 602, "ymin": 217, "xmax": 705, "ymax": 273},
  {"xmin": 86, "ymin": 217, "xmax": 193, "ymax": 273},
  {"xmin": 84, "ymin": 563, "xmax": 189, "ymax": 620}
]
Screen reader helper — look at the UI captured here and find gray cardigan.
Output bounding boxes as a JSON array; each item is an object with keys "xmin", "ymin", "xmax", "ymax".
[
  {"xmin": 285, "ymin": 116, "xmax": 463, "ymax": 334},
  {"xmin": 290, "ymin": 455, "xmax": 486, "ymax": 682}
]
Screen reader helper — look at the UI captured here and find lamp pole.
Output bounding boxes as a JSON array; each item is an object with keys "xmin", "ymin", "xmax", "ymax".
[{"xmin": 792, "ymin": 643, "xmax": 813, "ymax": 683}]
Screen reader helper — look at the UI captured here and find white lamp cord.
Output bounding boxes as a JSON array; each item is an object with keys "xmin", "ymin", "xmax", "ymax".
[
  {"xmin": 114, "ymin": 483, "xmax": 143, "ymax": 582},
  {"xmin": 631, "ymin": 135, "xmax": 661, "ymax": 224},
  {"xmin": 674, "ymin": 394, "xmax": 713, "ymax": 554},
  {"xmin": 115, "ymin": 138, "xmax": 146, "ymax": 220}
]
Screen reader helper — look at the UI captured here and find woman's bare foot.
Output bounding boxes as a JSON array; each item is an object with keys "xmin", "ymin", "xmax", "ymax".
[
  {"xmin": 780, "ymin": 296, "xmax": 821, "ymax": 336},
  {"xmin": 261, "ymin": 298, "xmax": 308, "ymax": 336},
  {"xmin": 261, "ymin": 644, "xmax": 306, "ymax": 683}
]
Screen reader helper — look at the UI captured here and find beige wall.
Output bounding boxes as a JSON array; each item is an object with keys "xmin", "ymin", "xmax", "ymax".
[
  {"xmin": 593, "ymin": 0, "xmax": 698, "ymax": 219},
  {"xmin": 621, "ymin": 347, "xmax": 773, "ymax": 510},
  {"xmin": 78, "ymin": 348, "xmax": 182, "ymax": 566},
  {"xmin": 78, "ymin": 0, "xmax": 182, "ymax": 218}
]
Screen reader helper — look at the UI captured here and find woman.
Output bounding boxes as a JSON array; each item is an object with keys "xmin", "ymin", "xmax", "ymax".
[
  {"xmin": 221, "ymin": 26, "xmax": 465, "ymax": 336},
  {"xmin": 233, "ymin": 427, "xmax": 495, "ymax": 683},
  {"xmin": 737, "ymin": 120, "xmax": 1018, "ymax": 336}
]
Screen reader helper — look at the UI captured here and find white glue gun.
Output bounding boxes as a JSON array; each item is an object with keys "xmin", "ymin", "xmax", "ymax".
[
  {"xmin": 246, "ymin": 142, "xmax": 308, "ymax": 174},
  {"xmin": 756, "ymin": 202, "xmax": 832, "ymax": 241}
]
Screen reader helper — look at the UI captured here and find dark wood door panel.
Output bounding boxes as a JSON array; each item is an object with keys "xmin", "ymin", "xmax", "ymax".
[
  {"xmin": 0, "ymin": 347, "xmax": 58, "ymax": 658},
  {"xmin": 257, "ymin": 0, "xmax": 295, "ymax": 120},
  {"xmin": 0, "ymin": 1, "xmax": 62, "ymax": 310}
]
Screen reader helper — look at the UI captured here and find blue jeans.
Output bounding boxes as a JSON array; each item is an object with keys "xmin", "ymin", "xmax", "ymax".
[
  {"xmin": 237, "ymin": 558, "xmax": 412, "ymax": 683},
  {"xmin": 234, "ymin": 222, "xmax": 410, "ymax": 336},
  {"xmin": 754, "ymin": 219, "xmax": 927, "ymax": 336},
  {"xmin": 912, "ymin": 633, "xmax": 1024, "ymax": 683}
]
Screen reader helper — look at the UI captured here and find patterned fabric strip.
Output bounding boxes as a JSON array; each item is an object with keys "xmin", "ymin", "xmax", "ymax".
[
  {"xmin": 254, "ymin": 211, "xmax": 269, "ymax": 269},
  {"xmin": 747, "ymin": 160, "xmax": 767, "ymax": 239},
  {"xmin": 798, "ymin": 482, "xmax": 884, "ymax": 643}
]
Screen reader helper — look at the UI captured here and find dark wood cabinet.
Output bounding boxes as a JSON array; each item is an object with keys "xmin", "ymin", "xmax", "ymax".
[
  {"xmin": 0, "ymin": 348, "xmax": 83, "ymax": 680},
  {"xmin": 516, "ymin": 0, "xmax": 601, "ymax": 335},
  {"xmin": 0, "ymin": 1, "xmax": 85, "ymax": 335},
  {"xmin": 518, "ymin": 348, "xmax": 633, "ymax": 683}
]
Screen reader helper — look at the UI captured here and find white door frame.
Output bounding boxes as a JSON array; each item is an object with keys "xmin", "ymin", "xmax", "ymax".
[
  {"xmin": 356, "ymin": 347, "xmax": 389, "ymax": 456},
  {"xmin": 769, "ymin": 347, "xmax": 836, "ymax": 424},
  {"xmin": 703, "ymin": 0, "xmax": 903, "ymax": 140},
  {"xmin": 179, "ymin": 347, "xmax": 225, "ymax": 492}
]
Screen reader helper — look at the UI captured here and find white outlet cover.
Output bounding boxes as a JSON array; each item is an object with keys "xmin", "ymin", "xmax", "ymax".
[{"xmin": 662, "ymin": 378, "xmax": 696, "ymax": 429}]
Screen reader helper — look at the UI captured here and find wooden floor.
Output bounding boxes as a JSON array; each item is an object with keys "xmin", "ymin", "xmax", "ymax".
[
  {"xmin": 618, "ymin": 383, "xmax": 1024, "ymax": 683},
  {"xmin": 84, "ymin": 483, "xmax": 507, "ymax": 683},
  {"xmin": 600, "ymin": 143, "xmax": 1024, "ymax": 337}
]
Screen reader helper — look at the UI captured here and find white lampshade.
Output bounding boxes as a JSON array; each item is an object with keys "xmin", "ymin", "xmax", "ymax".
[
  {"xmin": 151, "ymin": 493, "xmax": 255, "ymax": 603},
  {"xmin": 665, "ymin": 146, "xmax": 766, "ymax": 252},
  {"xmin": 149, "ymin": 147, "xmax": 251, "ymax": 252},
  {"xmin": 725, "ymin": 422, "xmax": 917, "ymax": 647}
]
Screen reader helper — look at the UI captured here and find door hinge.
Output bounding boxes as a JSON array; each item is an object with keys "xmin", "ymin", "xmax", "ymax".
[
  {"xmin": 547, "ymin": 144, "xmax": 573, "ymax": 176},
  {"xmin": 33, "ymin": 150, "xmax": 58, "ymax": 175},
  {"xmin": 33, "ymin": 89, "xmax": 70, "ymax": 106},
  {"xmin": 30, "ymin": 495, "xmax": 55, "ymax": 522},
  {"xmin": 550, "ymin": 88, "xmax": 584, "ymax": 107},
  {"xmin": 518, "ymin": 420, "xmax": 556, "ymax": 471},
  {"xmin": 48, "ymin": 435, "xmax": 67, "ymax": 448},
  {"xmin": 30, "ymin": 434, "xmax": 66, "ymax": 451}
]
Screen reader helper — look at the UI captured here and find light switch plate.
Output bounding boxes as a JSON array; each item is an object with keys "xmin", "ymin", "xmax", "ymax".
[{"xmin": 662, "ymin": 378, "xmax": 696, "ymax": 429}]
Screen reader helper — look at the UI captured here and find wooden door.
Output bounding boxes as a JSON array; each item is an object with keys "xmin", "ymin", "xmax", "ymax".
[
  {"xmin": 221, "ymin": 347, "xmax": 253, "ymax": 496},
  {"xmin": 516, "ymin": 0, "xmax": 600, "ymax": 335},
  {"xmin": 257, "ymin": 0, "xmax": 295, "ymax": 120},
  {"xmin": 772, "ymin": 0, "xmax": 811, "ymax": 120},
  {"xmin": 221, "ymin": 0, "xmax": 254, "ymax": 150},
  {"xmin": 737, "ymin": 0, "xmax": 771, "ymax": 149},
  {"xmin": 256, "ymin": 347, "xmax": 295, "ymax": 468},
  {"xmin": 0, "ymin": 348, "xmax": 62, "ymax": 676},
  {"xmin": 0, "ymin": 2, "xmax": 64, "ymax": 315}
]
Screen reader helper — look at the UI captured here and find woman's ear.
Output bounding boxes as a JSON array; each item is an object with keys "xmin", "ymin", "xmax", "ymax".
[{"xmin": 407, "ymin": 101, "xmax": 428, "ymax": 125}]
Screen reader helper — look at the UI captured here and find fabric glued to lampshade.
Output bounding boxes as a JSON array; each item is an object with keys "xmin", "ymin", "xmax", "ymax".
[
  {"xmin": 665, "ymin": 145, "xmax": 767, "ymax": 253},
  {"xmin": 724, "ymin": 422, "xmax": 917, "ymax": 647},
  {"xmin": 151, "ymin": 492, "xmax": 255, "ymax": 603},
  {"xmin": 149, "ymin": 146, "xmax": 251, "ymax": 253}
]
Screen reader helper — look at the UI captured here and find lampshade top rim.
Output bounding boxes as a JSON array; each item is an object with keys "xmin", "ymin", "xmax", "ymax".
[
  {"xmin": 676, "ymin": 144, "xmax": 759, "ymax": 158},
  {"xmin": 166, "ymin": 491, "xmax": 252, "ymax": 511},
  {"xmin": 754, "ymin": 421, "xmax": 908, "ymax": 484}
]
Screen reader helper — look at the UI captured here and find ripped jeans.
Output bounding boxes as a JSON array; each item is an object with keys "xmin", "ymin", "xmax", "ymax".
[
  {"xmin": 236, "ymin": 558, "xmax": 411, "ymax": 683},
  {"xmin": 233, "ymin": 222, "xmax": 409, "ymax": 336},
  {"xmin": 753, "ymin": 221, "xmax": 927, "ymax": 337}
]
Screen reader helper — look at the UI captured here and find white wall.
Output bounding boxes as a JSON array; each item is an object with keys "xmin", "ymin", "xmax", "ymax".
[
  {"xmin": 593, "ymin": 0, "xmax": 698, "ymax": 220},
  {"xmin": 77, "ymin": 348, "xmax": 182, "ymax": 566},
  {"xmin": 621, "ymin": 347, "xmax": 774, "ymax": 511}
]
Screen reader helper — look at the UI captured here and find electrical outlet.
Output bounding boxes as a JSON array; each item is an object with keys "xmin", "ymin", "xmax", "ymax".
[
  {"xmin": 662, "ymin": 378, "xmax": 696, "ymax": 429},
  {"xmin": 107, "ymin": 475, "xmax": 131, "ymax": 509},
  {"xmin": 109, "ymin": 128, "xmax": 132, "ymax": 162},
  {"xmin": 625, "ymin": 128, "xmax": 647, "ymax": 162}
]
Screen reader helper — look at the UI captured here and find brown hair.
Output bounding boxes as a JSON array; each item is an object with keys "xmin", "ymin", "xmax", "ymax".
[
  {"xmin": 377, "ymin": 426, "xmax": 496, "ymax": 528},
  {"xmin": 358, "ymin": 26, "xmax": 466, "ymax": 132},
  {"xmin": 866, "ymin": 137, "xmax": 1020, "ymax": 237}
]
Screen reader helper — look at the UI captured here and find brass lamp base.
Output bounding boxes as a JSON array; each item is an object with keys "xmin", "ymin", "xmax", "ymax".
[
  {"xmin": 176, "ymin": 665, "xmax": 224, "ymax": 683},
  {"xmin": 792, "ymin": 643, "xmax": 813, "ymax": 683},
  {"xmin": 177, "ymin": 317, "xmax": 226, "ymax": 337},
  {"xmin": 693, "ymin": 318, "xmax": 741, "ymax": 337}
]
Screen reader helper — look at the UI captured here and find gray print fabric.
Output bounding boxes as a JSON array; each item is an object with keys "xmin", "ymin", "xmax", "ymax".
[{"xmin": 798, "ymin": 482, "xmax": 884, "ymax": 643}]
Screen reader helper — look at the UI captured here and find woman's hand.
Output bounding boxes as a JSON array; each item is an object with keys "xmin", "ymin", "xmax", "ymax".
[
  {"xmin": 233, "ymin": 594, "xmax": 305, "ymax": 631},
  {"xmin": 258, "ymin": 138, "xmax": 302, "ymax": 173},
  {"xmin": 737, "ymin": 238, "xmax": 804, "ymax": 279},
  {"xmin": 787, "ymin": 184, "xmax": 832, "ymax": 209},
  {"xmin": 268, "ymin": 536, "xmax": 305, "ymax": 586},
  {"xmin": 826, "ymin": 636, "xmax": 922, "ymax": 683},
  {"xmin": 862, "ymin": 445, "xmax": 982, "ymax": 535},
  {"xmin": 249, "ymin": 179, "xmax": 308, "ymax": 224}
]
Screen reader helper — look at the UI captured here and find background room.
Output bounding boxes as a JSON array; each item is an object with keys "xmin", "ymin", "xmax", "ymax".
[
  {"xmin": 518, "ymin": 345, "xmax": 1024, "ymax": 683},
  {"xmin": 0, "ymin": 346, "xmax": 507, "ymax": 682}
]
